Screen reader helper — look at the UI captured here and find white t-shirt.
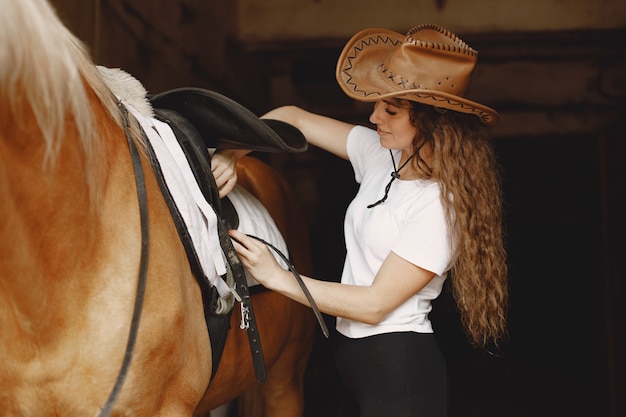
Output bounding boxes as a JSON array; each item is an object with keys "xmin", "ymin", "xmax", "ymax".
[{"xmin": 336, "ymin": 125, "xmax": 454, "ymax": 338}]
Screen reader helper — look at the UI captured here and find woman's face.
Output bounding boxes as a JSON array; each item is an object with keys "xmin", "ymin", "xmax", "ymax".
[{"xmin": 369, "ymin": 99, "xmax": 417, "ymax": 152}]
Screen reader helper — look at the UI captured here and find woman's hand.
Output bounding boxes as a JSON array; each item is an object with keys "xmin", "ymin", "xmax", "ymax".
[
  {"xmin": 228, "ymin": 229, "xmax": 285, "ymax": 290},
  {"xmin": 211, "ymin": 149, "xmax": 250, "ymax": 198}
]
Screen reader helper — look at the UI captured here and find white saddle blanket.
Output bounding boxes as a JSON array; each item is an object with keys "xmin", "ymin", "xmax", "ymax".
[{"xmin": 124, "ymin": 102, "xmax": 288, "ymax": 298}]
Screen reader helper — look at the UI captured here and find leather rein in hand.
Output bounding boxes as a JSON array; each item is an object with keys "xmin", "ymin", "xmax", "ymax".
[{"xmin": 245, "ymin": 234, "xmax": 329, "ymax": 338}]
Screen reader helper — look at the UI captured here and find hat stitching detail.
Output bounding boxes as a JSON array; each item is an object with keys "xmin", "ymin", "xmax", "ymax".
[
  {"xmin": 342, "ymin": 34, "xmax": 402, "ymax": 98},
  {"xmin": 379, "ymin": 62, "xmax": 461, "ymax": 93},
  {"xmin": 413, "ymin": 93, "xmax": 492, "ymax": 122},
  {"xmin": 407, "ymin": 24, "xmax": 478, "ymax": 57}
]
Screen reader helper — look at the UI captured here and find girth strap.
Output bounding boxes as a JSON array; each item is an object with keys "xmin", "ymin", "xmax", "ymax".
[{"xmin": 217, "ymin": 219, "xmax": 267, "ymax": 381}]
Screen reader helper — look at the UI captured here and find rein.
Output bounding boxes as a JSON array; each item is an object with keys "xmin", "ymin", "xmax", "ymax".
[
  {"xmin": 245, "ymin": 235, "xmax": 329, "ymax": 338},
  {"xmin": 98, "ymin": 103, "xmax": 150, "ymax": 417}
]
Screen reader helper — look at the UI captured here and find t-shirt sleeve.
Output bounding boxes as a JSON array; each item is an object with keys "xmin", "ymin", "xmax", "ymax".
[
  {"xmin": 346, "ymin": 125, "xmax": 385, "ymax": 184},
  {"xmin": 391, "ymin": 187, "xmax": 453, "ymax": 276}
]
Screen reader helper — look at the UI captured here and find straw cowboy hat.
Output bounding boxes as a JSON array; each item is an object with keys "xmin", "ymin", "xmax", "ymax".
[{"xmin": 336, "ymin": 24, "xmax": 499, "ymax": 126}]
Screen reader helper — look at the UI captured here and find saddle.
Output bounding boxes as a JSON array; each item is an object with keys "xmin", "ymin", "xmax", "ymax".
[{"xmin": 147, "ymin": 88, "xmax": 307, "ymax": 383}]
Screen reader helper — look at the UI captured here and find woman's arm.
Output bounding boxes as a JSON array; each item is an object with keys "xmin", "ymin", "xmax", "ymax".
[
  {"xmin": 228, "ymin": 229, "xmax": 436, "ymax": 324},
  {"xmin": 211, "ymin": 105, "xmax": 355, "ymax": 197},
  {"xmin": 262, "ymin": 106, "xmax": 354, "ymax": 160}
]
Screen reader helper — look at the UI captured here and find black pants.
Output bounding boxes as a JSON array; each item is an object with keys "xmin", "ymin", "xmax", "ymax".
[{"xmin": 333, "ymin": 331, "xmax": 447, "ymax": 417}]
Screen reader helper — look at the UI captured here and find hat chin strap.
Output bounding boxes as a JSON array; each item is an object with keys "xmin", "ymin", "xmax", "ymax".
[{"xmin": 367, "ymin": 116, "xmax": 441, "ymax": 209}]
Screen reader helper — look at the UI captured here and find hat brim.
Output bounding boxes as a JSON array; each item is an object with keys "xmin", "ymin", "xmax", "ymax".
[
  {"xmin": 150, "ymin": 88, "xmax": 308, "ymax": 152},
  {"xmin": 335, "ymin": 28, "xmax": 499, "ymax": 127}
]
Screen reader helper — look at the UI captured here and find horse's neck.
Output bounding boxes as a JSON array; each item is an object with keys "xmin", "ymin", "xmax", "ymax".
[{"xmin": 0, "ymin": 91, "xmax": 130, "ymax": 318}]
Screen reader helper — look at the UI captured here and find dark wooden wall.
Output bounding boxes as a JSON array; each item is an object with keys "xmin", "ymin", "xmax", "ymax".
[{"xmin": 50, "ymin": 1, "xmax": 625, "ymax": 415}]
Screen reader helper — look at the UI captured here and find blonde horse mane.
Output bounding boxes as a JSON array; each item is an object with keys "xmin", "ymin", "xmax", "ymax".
[{"xmin": 0, "ymin": 0, "xmax": 122, "ymax": 168}]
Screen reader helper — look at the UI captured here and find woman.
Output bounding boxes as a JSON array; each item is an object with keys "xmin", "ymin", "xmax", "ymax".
[{"xmin": 222, "ymin": 24, "xmax": 508, "ymax": 417}]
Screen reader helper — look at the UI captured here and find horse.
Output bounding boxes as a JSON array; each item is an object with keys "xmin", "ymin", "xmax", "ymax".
[{"xmin": 0, "ymin": 0, "xmax": 318, "ymax": 416}]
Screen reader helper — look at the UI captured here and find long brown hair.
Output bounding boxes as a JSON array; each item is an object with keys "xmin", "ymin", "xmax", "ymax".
[{"xmin": 399, "ymin": 99, "xmax": 509, "ymax": 349}]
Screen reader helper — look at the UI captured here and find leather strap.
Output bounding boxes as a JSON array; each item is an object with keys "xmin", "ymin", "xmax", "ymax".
[
  {"xmin": 99, "ymin": 103, "xmax": 150, "ymax": 417},
  {"xmin": 246, "ymin": 235, "xmax": 329, "ymax": 338},
  {"xmin": 218, "ymin": 219, "xmax": 268, "ymax": 382}
]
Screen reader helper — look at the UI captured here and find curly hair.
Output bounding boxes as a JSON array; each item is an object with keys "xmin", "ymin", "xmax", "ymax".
[{"xmin": 399, "ymin": 99, "xmax": 509, "ymax": 349}]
